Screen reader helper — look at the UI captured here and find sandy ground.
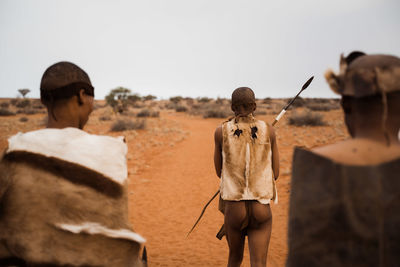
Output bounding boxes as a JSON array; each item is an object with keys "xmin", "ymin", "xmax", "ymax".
[
  {"xmin": 0, "ymin": 102, "xmax": 348, "ymax": 266},
  {"xmin": 125, "ymin": 111, "xmax": 348, "ymax": 267}
]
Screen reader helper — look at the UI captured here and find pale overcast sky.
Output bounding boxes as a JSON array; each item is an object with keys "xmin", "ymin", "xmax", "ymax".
[{"xmin": 0, "ymin": 0, "xmax": 399, "ymax": 99}]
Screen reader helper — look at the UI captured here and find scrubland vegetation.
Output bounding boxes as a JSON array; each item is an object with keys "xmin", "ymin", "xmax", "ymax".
[{"xmin": 0, "ymin": 87, "xmax": 341, "ymax": 129}]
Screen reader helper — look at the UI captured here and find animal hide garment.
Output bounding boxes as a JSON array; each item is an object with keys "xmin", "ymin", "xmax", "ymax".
[
  {"xmin": 220, "ymin": 115, "xmax": 276, "ymax": 204},
  {"xmin": 287, "ymin": 148, "xmax": 400, "ymax": 267},
  {"xmin": 6, "ymin": 127, "xmax": 127, "ymax": 185},
  {"xmin": 56, "ymin": 222, "xmax": 146, "ymax": 244},
  {"xmin": 0, "ymin": 128, "xmax": 146, "ymax": 266}
]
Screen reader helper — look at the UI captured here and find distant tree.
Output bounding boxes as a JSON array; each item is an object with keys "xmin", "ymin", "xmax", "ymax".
[
  {"xmin": 127, "ymin": 94, "xmax": 142, "ymax": 102},
  {"xmin": 105, "ymin": 87, "xmax": 132, "ymax": 108},
  {"xmin": 18, "ymin": 88, "xmax": 30, "ymax": 98},
  {"xmin": 111, "ymin": 87, "xmax": 131, "ymax": 100}
]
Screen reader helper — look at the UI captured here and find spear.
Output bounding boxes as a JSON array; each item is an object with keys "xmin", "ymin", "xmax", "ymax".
[
  {"xmin": 272, "ymin": 76, "xmax": 314, "ymax": 126},
  {"xmin": 187, "ymin": 76, "xmax": 314, "ymax": 237}
]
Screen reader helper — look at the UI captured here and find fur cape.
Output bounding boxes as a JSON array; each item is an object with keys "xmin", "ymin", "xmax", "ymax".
[{"xmin": 0, "ymin": 128, "xmax": 145, "ymax": 266}]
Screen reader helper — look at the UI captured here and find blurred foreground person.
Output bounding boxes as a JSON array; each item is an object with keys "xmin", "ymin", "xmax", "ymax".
[
  {"xmin": 0, "ymin": 62, "xmax": 146, "ymax": 266},
  {"xmin": 287, "ymin": 52, "xmax": 400, "ymax": 266},
  {"xmin": 214, "ymin": 87, "xmax": 279, "ymax": 267}
]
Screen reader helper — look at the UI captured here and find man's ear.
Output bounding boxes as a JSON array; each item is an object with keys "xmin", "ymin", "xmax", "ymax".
[
  {"xmin": 77, "ymin": 89, "xmax": 85, "ymax": 105},
  {"xmin": 231, "ymin": 103, "xmax": 235, "ymax": 112},
  {"xmin": 253, "ymin": 102, "xmax": 257, "ymax": 112}
]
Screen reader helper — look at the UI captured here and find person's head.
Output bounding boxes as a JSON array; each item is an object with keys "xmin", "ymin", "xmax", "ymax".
[
  {"xmin": 231, "ymin": 87, "xmax": 256, "ymax": 117},
  {"xmin": 40, "ymin": 62, "xmax": 94, "ymax": 129},
  {"xmin": 325, "ymin": 52, "xmax": 400, "ymax": 140}
]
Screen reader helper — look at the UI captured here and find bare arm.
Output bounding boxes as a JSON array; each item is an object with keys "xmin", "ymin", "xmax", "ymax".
[
  {"xmin": 214, "ymin": 125, "xmax": 223, "ymax": 178},
  {"xmin": 268, "ymin": 124, "xmax": 280, "ymax": 180}
]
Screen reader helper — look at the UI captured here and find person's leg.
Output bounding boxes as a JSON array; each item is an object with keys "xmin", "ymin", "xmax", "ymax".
[
  {"xmin": 224, "ymin": 201, "xmax": 247, "ymax": 267},
  {"xmin": 247, "ymin": 202, "xmax": 272, "ymax": 267}
]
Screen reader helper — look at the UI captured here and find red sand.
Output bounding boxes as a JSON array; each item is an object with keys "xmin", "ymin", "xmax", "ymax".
[
  {"xmin": 127, "ymin": 111, "xmax": 347, "ymax": 266},
  {"xmin": 0, "ymin": 106, "xmax": 347, "ymax": 266}
]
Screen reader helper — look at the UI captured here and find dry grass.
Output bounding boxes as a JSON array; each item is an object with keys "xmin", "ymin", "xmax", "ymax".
[
  {"xmin": 288, "ymin": 110, "xmax": 326, "ymax": 126},
  {"xmin": 175, "ymin": 105, "xmax": 188, "ymax": 112},
  {"xmin": 19, "ymin": 117, "xmax": 29, "ymax": 122},
  {"xmin": 137, "ymin": 109, "xmax": 160, "ymax": 117},
  {"xmin": 0, "ymin": 108, "xmax": 15, "ymax": 116},
  {"xmin": 1, "ymin": 102, "xmax": 10, "ymax": 108},
  {"xmin": 203, "ymin": 108, "xmax": 231, "ymax": 118},
  {"xmin": 99, "ymin": 115, "xmax": 112, "ymax": 121},
  {"xmin": 110, "ymin": 119, "xmax": 146, "ymax": 131},
  {"xmin": 15, "ymin": 99, "xmax": 30, "ymax": 108}
]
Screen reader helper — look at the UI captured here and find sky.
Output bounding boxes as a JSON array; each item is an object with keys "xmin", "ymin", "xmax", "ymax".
[{"xmin": 0, "ymin": 0, "xmax": 399, "ymax": 100}]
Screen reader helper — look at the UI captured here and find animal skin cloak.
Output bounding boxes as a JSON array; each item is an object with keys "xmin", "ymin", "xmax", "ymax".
[
  {"xmin": 0, "ymin": 128, "xmax": 145, "ymax": 267},
  {"xmin": 287, "ymin": 147, "xmax": 400, "ymax": 267},
  {"xmin": 220, "ymin": 115, "xmax": 276, "ymax": 203}
]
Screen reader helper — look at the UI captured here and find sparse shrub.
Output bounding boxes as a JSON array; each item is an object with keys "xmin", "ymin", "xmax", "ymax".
[
  {"xmin": 184, "ymin": 97, "xmax": 194, "ymax": 105},
  {"xmin": 165, "ymin": 102, "xmax": 177, "ymax": 109},
  {"xmin": 175, "ymin": 105, "xmax": 188, "ymax": 112},
  {"xmin": 170, "ymin": 96, "xmax": 183, "ymax": 104},
  {"xmin": 1, "ymin": 102, "xmax": 10, "ymax": 108},
  {"xmin": 127, "ymin": 94, "xmax": 142, "ymax": 102},
  {"xmin": 136, "ymin": 109, "xmax": 150, "ymax": 117},
  {"xmin": 203, "ymin": 108, "xmax": 231, "ymax": 118},
  {"xmin": 191, "ymin": 104, "xmax": 201, "ymax": 110},
  {"xmin": 105, "ymin": 87, "xmax": 142, "ymax": 113},
  {"xmin": 16, "ymin": 99, "xmax": 30, "ymax": 108},
  {"xmin": 198, "ymin": 97, "xmax": 212, "ymax": 103},
  {"xmin": 32, "ymin": 103, "xmax": 45, "ymax": 109},
  {"xmin": 110, "ymin": 119, "xmax": 146, "ymax": 131},
  {"xmin": 286, "ymin": 97, "xmax": 305, "ymax": 109},
  {"xmin": 143, "ymin": 95, "xmax": 157, "ymax": 101},
  {"xmin": 99, "ymin": 116, "xmax": 112, "ymax": 121},
  {"xmin": 215, "ymin": 97, "xmax": 226, "ymax": 105},
  {"xmin": 263, "ymin": 97, "xmax": 273, "ymax": 104},
  {"xmin": 137, "ymin": 109, "xmax": 160, "ymax": 117},
  {"xmin": 10, "ymin": 99, "xmax": 18, "ymax": 106},
  {"xmin": 0, "ymin": 108, "xmax": 15, "ymax": 116},
  {"xmin": 288, "ymin": 111, "xmax": 326, "ymax": 126},
  {"xmin": 19, "ymin": 117, "xmax": 28, "ymax": 122},
  {"xmin": 105, "ymin": 93, "xmax": 117, "ymax": 108}
]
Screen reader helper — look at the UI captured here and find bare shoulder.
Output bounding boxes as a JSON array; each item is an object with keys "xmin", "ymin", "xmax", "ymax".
[{"xmin": 313, "ymin": 139, "xmax": 400, "ymax": 165}]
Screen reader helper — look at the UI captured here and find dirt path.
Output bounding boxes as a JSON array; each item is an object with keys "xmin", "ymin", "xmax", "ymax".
[
  {"xmin": 0, "ymin": 99, "xmax": 346, "ymax": 267},
  {"xmin": 128, "ymin": 113, "xmax": 287, "ymax": 266}
]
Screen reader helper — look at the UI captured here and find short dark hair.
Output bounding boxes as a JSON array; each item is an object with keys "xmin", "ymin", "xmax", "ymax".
[
  {"xmin": 231, "ymin": 87, "xmax": 255, "ymax": 106},
  {"xmin": 40, "ymin": 61, "xmax": 94, "ymax": 106}
]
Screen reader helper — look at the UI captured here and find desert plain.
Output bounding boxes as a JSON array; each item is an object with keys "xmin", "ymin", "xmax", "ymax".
[{"xmin": 0, "ymin": 97, "xmax": 348, "ymax": 266}]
